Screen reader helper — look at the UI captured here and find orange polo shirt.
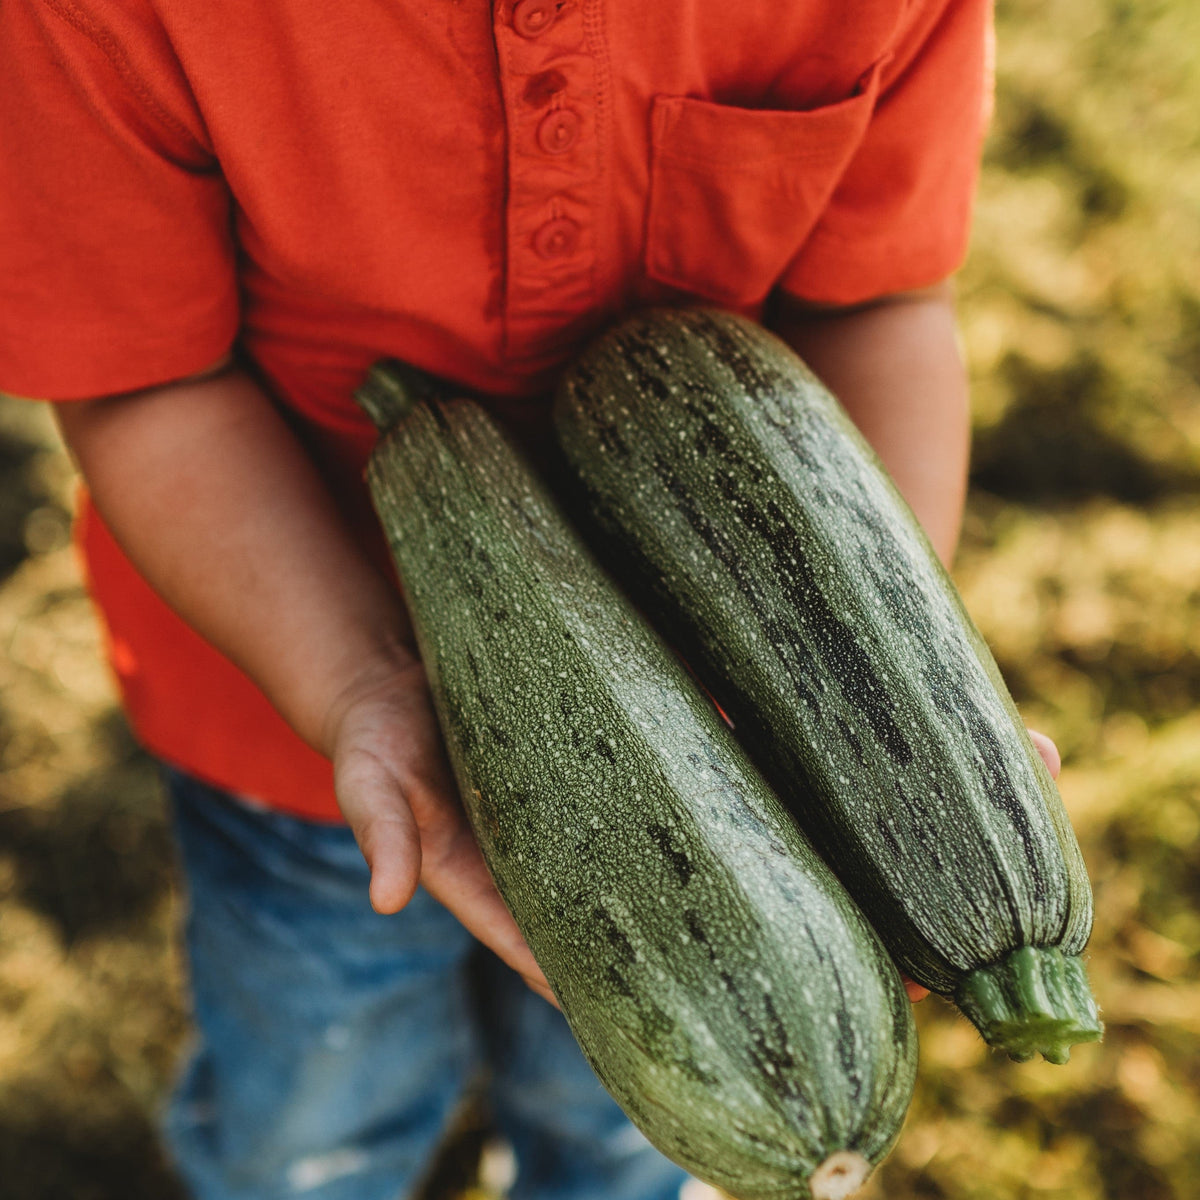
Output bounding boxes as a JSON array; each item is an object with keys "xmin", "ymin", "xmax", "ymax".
[{"xmin": 0, "ymin": 0, "xmax": 992, "ymax": 821}]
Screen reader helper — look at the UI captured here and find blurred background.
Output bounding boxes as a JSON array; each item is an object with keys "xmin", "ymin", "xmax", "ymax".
[{"xmin": 2, "ymin": 0, "xmax": 1198, "ymax": 1196}]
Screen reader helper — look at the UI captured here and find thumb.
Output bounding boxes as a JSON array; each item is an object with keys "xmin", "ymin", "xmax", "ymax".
[
  {"xmin": 1027, "ymin": 729, "xmax": 1061, "ymax": 780},
  {"xmin": 334, "ymin": 743, "xmax": 422, "ymax": 914}
]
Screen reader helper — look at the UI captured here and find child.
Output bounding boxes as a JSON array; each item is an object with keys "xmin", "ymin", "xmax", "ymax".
[{"xmin": 1, "ymin": 1, "xmax": 1052, "ymax": 1197}]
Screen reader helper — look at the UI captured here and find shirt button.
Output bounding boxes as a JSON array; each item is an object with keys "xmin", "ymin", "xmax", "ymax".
[
  {"xmin": 512, "ymin": 0, "xmax": 557, "ymax": 38},
  {"xmin": 533, "ymin": 217, "xmax": 581, "ymax": 259},
  {"xmin": 537, "ymin": 108, "xmax": 581, "ymax": 154}
]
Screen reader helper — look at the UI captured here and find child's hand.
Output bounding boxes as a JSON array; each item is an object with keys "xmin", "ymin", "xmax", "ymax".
[
  {"xmin": 324, "ymin": 650, "xmax": 557, "ymax": 1006},
  {"xmin": 54, "ymin": 364, "xmax": 555, "ymax": 1004},
  {"xmin": 1026, "ymin": 729, "xmax": 1061, "ymax": 779},
  {"xmin": 901, "ymin": 727, "xmax": 1061, "ymax": 1003}
]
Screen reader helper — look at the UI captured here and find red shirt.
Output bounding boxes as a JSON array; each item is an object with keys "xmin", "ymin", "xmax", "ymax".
[{"xmin": 0, "ymin": 0, "xmax": 992, "ymax": 821}]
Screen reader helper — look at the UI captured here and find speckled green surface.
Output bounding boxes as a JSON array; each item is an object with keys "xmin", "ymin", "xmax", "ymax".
[
  {"xmin": 365, "ymin": 396, "xmax": 917, "ymax": 1198},
  {"xmin": 553, "ymin": 309, "xmax": 1098, "ymax": 1061}
]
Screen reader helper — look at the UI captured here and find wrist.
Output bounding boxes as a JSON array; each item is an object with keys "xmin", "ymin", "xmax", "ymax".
[
  {"xmin": 55, "ymin": 365, "xmax": 426, "ymax": 757},
  {"xmin": 317, "ymin": 634, "xmax": 426, "ymax": 761}
]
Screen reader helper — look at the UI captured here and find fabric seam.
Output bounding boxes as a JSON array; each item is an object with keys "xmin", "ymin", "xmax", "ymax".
[
  {"xmin": 582, "ymin": 0, "xmax": 612, "ymax": 307},
  {"xmin": 37, "ymin": 0, "xmax": 211, "ymax": 165},
  {"xmin": 653, "ymin": 145, "xmax": 854, "ymax": 171}
]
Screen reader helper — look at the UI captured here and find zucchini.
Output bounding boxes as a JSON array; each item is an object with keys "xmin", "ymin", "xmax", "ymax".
[
  {"xmin": 356, "ymin": 362, "xmax": 917, "ymax": 1200},
  {"xmin": 552, "ymin": 308, "xmax": 1101, "ymax": 1064}
]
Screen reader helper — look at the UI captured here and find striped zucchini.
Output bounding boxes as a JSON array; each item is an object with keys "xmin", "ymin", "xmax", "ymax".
[
  {"xmin": 356, "ymin": 362, "xmax": 916, "ymax": 1200},
  {"xmin": 552, "ymin": 308, "xmax": 1101, "ymax": 1064}
]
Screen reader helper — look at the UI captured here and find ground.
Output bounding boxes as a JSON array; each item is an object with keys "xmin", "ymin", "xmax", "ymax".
[{"xmin": 2, "ymin": 0, "xmax": 1199, "ymax": 1196}]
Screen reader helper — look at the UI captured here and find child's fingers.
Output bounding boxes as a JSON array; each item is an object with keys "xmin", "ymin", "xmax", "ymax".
[
  {"xmin": 1027, "ymin": 728, "xmax": 1061, "ymax": 779},
  {"xmin": 333, "ymin": 743, "xmax": 423, "ymax": 913},
  {"xmin": 418, "ymin": 818, "xmax": 557, "ymax": 1005},
  {"xmin": 330, "ymin": 689, "xmax": 556, "ymax": 1002}
]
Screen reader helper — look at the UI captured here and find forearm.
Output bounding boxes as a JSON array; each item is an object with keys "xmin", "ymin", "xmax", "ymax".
[
  {"xmin": 52, "ymin": 363, "xmax": 551, "ymax": 987},
  {"xmin": 54, "ymin": 362, "xmax": 413, "ymax": 754},
  {"xmin": 769, "ymin": 282, "xmax": 970, "ymax": 565}
]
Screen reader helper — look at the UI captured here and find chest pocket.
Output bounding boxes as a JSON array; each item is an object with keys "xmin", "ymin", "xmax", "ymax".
[{"xmin": 644, "ymin": 59, "xmax": 884, "ymax": 307}]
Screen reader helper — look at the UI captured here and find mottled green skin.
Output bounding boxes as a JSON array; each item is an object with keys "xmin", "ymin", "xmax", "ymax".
[
  {"xmin": 364, "ymin": 396, "xmax": 917, "ymax": 1199},
  {"xmin": 553, "ymin": 309, "xmax": 1100, "ymax": 1061}
]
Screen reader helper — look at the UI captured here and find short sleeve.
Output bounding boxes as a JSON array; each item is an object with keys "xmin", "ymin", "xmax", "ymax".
[
  {"xmin": 779, "ymin": 0, "xmax": 994, "ymax": 305},
  {"xmin": 0, "ymin": 0, "xmax": 239, "ymax": 400}
]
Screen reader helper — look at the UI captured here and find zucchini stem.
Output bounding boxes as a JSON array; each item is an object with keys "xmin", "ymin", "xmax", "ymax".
[
  {"xmin": 354, "ymin": 359, "xmax": 443, "ymax": 432},
  {"xmin": 955, "ymin": 946, "xmax": 1103, "ymax": 1063},
  {"xmin": 809, "ymin": 1151, "xmax": 871, "ymax": 1200}
]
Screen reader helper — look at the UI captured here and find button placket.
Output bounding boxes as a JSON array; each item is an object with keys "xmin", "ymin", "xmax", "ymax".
[
  {"xmin": 537, "ymin": 107, "xmax": 582, "ymax": 154},
  {"xmin": 512, "ymin": 0, "xmax": 559, "ymax": 39},
  {"xmin": 494, "ymin": 0, "xmax": 601, "ymax": 359},
  {"xmin": 533, "ymin": 216, "xmax": 581, "ymax": 258}
]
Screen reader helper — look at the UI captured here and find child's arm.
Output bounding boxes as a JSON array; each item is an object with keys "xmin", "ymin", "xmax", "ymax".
[
  {"xmin": 770, "ymin": 280, "xmax": 968, "ymax": 567},
  {"xmin": 54, "ymin": 364, "xmax": 554, "ymax": 1003}
]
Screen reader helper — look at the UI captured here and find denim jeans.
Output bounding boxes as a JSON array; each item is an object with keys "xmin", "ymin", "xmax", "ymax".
[{"xmin": 162, "ymin": 768, "xmax": 691, "ymax": 1200}]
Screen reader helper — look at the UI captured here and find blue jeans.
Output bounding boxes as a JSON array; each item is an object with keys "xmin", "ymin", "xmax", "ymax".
[{"xmin": 163, "ymin": 768, "xmax": 690, "ymax": 1200}]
